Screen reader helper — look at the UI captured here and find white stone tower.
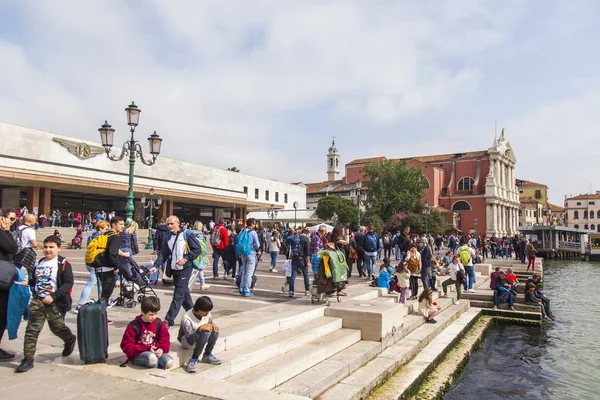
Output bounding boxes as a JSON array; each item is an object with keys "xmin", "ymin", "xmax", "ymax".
[{"xmin": 327, "ymin": 139, "xmax": 340, "ymax": 181}]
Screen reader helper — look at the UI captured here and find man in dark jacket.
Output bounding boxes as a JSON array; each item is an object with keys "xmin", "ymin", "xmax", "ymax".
[
  {"xmin": 96, "ymin": 216, "xmax": 125, "ymax": 312},
  {"xmin": 0, "ymin": 208, "xmax": 18, "ymax": 361},
  {"xmin": 153, "ymin": 215, "xmax": 201, "ymax": 327},
  {"xmin": 418, "ymin": 240, "xmax": 432, "ymax": 290},
  {"xmin": 398, "ymin": 227, "xmax": 411, "ymax": 261},
  {"xmin": 354, "ymin": 227, "xmax": 366, "ymax": 277}
]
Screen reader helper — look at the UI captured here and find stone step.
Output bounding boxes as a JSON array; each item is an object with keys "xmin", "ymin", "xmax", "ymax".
[
  {"xmin": 194, "ymin": 316, "xmax": 344, "ymax": 380},
  {"xmin": 461, "ymin": 291, "xmax": 528, "ymax": 304},
  {"xmin": 366, "ymin": 308, "xmax": 482, "ymax": 400},
  {"xmin": 317, "ymin": 301, "xmax": 472, "ymax": 400},
  {"xmin": 277, "ymin": 292, "xmax": 463, "ymax": 399},
  {"xmin": 226, "ymin": 328, "xmax": 362, "ymax": 390},
  {"xmin": 170, "ymin": 305, "xmax": 327, "ymax": 366},
  {"xmin": 469, "ymin": 300, "xmax": 542, "ymax": 319},
  {"xmin": 276, "ymin": 340, "xmax": 382, "ymax": 398}
]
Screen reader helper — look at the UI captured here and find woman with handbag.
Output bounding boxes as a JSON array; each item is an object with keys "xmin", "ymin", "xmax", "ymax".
[
  {"xmin": 268, "ymin": 230, "xmax": 282, "ymax": 273},
  {"xmin": 0, "ymin": 208, "xmax": 18, "ymax": 361}
]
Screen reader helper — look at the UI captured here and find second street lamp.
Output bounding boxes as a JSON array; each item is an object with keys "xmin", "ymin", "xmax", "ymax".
[
  {"xmin": 267, "ymin": 204, "xmax": 278, "ymax": 228},
  {"xmin": 99, "ymin": 102, "xmax": 163, "ymax": 223},
  {"xmin": 422, "ymin": 200, "xmax": 430, "ymax": 235},
  {"xmin": 141, "ymin": 188, "xmax": 162, "ymax": 250}
]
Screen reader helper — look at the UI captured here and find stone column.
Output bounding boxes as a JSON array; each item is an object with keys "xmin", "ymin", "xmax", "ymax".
[
  {"xmin": 486, "ymin": 204, "xmax": 493, "ymax": 232},
  {"xmin": 492, "ymin": 204, "xmax": 498, "ymax": 235},
  {"xmin": 39, "ymin": 188, "xmax": 52, "ymax": 216},
  {"xmin": 27, "ymin": 187, "xmax": 40, "ymax": 214}
]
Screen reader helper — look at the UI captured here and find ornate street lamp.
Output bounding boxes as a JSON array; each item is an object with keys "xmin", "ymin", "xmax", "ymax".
[
  {"xmin": 422, "ymin": 200, "xmax": 430, "ymax": 235},
  {"xmin": 99, "ymin": 102, "xmax": 162, "ymax": 222},
  {"xmin": 356, "ymin": 180, "xmax": 362, "ymax": 228},
  {"xmin": 141, "ymin": 188, "xmax": 162, "ymax": 250}
]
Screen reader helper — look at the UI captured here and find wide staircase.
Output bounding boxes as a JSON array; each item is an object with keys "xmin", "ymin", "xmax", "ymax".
[{"xmin": 40, "ymin": 267, "xmax": 495, "ymax": 400}]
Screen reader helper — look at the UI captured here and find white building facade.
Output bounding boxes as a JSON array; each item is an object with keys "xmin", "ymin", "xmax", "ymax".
[
  {"xmin": 484, "ymin": 132, "xmax": 521, "ymax": 237},
  {"xmin": 564, "ymin": 193, "xmax": 600, "ymax": 232}
]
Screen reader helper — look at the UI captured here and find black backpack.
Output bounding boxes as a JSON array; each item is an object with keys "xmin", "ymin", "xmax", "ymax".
[{"xmin": 456, "ymin": 269, "xmax": 466, "ymax": 285}]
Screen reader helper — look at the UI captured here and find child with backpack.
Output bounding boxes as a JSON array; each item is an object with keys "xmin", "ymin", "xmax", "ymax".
[
  {"xmin": 178, "ymin": 296, "xmax": 222, "ymax": 373},
  {"xmin": 15, "ymin": 235, "xmax": 76, "ymax": 373},
  {"xmin": 120, "ymin": 296, "xmax": 173, "ymax": 369}
]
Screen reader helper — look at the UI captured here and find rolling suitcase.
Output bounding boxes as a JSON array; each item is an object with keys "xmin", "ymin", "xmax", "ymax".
[{"xmin": 77, "ymin": 279, "xmax": 109, "ymax": 364}]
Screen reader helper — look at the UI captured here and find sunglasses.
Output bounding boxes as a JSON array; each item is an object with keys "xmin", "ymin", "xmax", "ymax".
[{"xmin": 9, "ymin": 217, "xmax": 15, "ymax": 221}]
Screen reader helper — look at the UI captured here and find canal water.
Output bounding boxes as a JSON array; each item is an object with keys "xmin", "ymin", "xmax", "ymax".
[{"xmin": 445, "ymin": 260, "xmax": 600, "ymax": 400}]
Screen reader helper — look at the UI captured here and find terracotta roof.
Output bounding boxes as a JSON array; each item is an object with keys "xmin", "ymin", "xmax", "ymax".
[
  {"xmin": 567, "ymin": 193, "xmax": 600, "ymax": 200},
  {"xmin": 346, "ymin": 156, "xmax": 387, "ymax": 166},
  {"xmin": 549, "ymin": 203, "xmax": 565, "ymax": 212},
  {"xmin": 520, "ymin": 197, "xmax": 542, "ymax": 205},
  {"xmin": 404, "ymin": 151, "xmax": 489, "ymax": 164},
  {"xmin": 516, "ymin": 179, "xmax": 548, "ymax": 189},
  {"xmin": 304, "ymin": 180, "xmax": 343, "ymax": 194}
]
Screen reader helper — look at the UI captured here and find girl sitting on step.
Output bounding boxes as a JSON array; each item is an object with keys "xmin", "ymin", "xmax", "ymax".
[{"xmin": 418, "ymin": 289, "xmax": 441, "ymax": 324}]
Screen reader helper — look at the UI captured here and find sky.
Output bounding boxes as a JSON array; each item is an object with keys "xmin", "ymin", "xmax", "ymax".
[{"xmin": 1, "ymin": 0, "xmax": 599, "ymax": 205}]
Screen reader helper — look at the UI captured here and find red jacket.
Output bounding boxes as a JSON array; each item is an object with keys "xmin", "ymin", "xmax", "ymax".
[
  {"xmin": 212, "ymin": 224, "xmax": 229, "ymax": 250},
  {"xmin": 120, "ymin": 315, "xmax": 171, "ymax": 361}
]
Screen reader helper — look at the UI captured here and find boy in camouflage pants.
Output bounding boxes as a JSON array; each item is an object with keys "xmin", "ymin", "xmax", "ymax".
[{"xmin": 16, "ymin": 235, "xmax": 76, "ymax": 373}]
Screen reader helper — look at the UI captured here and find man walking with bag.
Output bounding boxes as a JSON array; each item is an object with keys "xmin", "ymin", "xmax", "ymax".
[{"xmin": 153, "ymin": 216, "xmax": 200, "ymax": 327}]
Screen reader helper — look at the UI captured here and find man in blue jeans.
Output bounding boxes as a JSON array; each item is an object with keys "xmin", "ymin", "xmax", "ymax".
[
  {"xmin": 362, "ymin": 226, "xmax": 380, "ymax": 279},
  {"xmin": 287, "ymin": 229, "xmax": 310, "ymax": 297},
  {"xmin": 239, "ymin": 219, "xmax": 261, "ymax": 297}
]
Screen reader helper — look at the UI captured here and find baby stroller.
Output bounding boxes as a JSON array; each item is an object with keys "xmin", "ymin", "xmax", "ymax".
[
  {"xmin": 71, "ymin": 235, "xmax": 83, "ymax": 249},
  {"xmin": 311, "ymin": 249, "xmax": 347, "ymax": 306},
  {"xmin": 116, "ymin": 257, "xmax": 158, "ymax": 308}
]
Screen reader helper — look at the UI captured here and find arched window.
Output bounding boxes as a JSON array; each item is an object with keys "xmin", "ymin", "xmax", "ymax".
[
  {"xmin": 574, "ymin": 224, "xmax": 579, "ymax": 229},
  {"xmin": 592, "ymin": 224, "xmax": 596, "ymax": 231},
  {"xmin": 591, "ymin": 211, "xmax": 595, "ymax": 219},
  {"xmin": 424, "ymin": 178, "xmax": 430, "ymax": 189},
  {"xmin": 329, "ymin": 158, "xmax": 333, "ymax": 167},
  {"xmin": 457, "ymin": 177, "xmax": 474, "ymax": 191},
  {"xmin": 452, "ymin": 201, "xmax": 471, "ymax": 211},
  {"xmin": 574, "ymin": 211, "xmax": 579, "ymax": 219},
  {"xmin": 584, "ymin": 210, "xmax": 588, "ymax": 218},
  {"xmin": 336, "ymin": 159, "xmax": 339, "ymax": 167},
  {"xmin": 584, "ymin": 224, "xmax": 589, "ymax": 230}
]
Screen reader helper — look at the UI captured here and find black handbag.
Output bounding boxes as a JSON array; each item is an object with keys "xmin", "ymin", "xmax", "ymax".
[
  {"xmin": 13, "ymin": 247, "xmax": 37, "ymax": 274},
  {"xmin": 0, "ymin": 260, "xmax": 18, "ymax": 291}
]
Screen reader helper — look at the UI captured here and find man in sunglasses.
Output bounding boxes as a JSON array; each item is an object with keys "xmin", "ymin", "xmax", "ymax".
[{"xmin": 0, "ymin": 208, "xmax": 18, "ymax": 360}]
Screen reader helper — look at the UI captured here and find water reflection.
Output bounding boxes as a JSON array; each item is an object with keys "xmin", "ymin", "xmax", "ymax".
[{"xmin": 445, "ymin": 260, "xmax": 600, "ymax": 400}]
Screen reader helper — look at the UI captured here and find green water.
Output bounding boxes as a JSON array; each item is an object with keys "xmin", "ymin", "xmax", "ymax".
[{"xmin": 445, "ymin": 260, "xmax": 600, "ymax": 400}]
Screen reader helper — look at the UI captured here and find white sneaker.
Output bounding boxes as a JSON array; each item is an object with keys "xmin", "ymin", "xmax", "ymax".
[
  {"xmin": 455, "ymin": 301, "xmax": 460, "ymax": 305},
  {"xmin": 271, "ymin": 269, "xmax": 277, "ymax": 273}
]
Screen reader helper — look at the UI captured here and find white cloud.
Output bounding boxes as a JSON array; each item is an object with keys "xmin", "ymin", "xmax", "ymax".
[{"xmin": 0, "ymin": 0, "xmax": 598, "ymax": 200}]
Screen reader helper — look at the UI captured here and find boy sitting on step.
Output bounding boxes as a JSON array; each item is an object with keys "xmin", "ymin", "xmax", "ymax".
[
  {"xmin": 120, "ymin": 296, "xmax": 173, "ymax": 369},
  {"xmin": 178, "ymin": 296, "xmax": 222, "ymax": 373}
]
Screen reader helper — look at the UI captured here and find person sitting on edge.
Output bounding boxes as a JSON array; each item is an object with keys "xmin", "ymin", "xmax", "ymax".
[
  {"xmin": 525, "ymin": 273, "xmax": 553, "ymax": 320},
  {"xmin": 505, "ymin": 267, "xmax": 519, "ymax": 293},
  {"xmin": 490, "ymin": 267, "xmax": 502, "ymax": 290},
  {"xmin": 377, "ymin": 264, "xmax": 393, "ymax": 292},
  {"xmin": 525, "ymin": 282, "xmax": 552, "ymax": 321},
  {"xmin": 178, "ymin": 296, "xmax": 222, "ymax": 373},
  {"xmin": 526, "ymin": 272, "xmax": 543, "ymax": 289},
  {"xmin": 441, "ymin": 255, "xmax": 464, "ymax": 305},
  {"xmin": 418, "ymin": 288, "xmax": 440, "ymax": 324},
  {"xmin": 492, "ymin": 271, "xmax": 516, "ymax": 311},
  {"xmin": 16, "ymin": 235, "xmax": 76, "ymax": 373},
  {"xmin": 120, "ymin": 296, "xmax": 174, "ymax": 369}
]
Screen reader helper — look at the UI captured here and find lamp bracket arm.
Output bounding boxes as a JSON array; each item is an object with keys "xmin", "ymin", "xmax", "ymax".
[
  {"xmin": 134, "ymin": 142, "xmax": 157, "ymax": 166},
  {"xmin": 106, "ymin": 142, "xmax": 129, "ymax": 161}
]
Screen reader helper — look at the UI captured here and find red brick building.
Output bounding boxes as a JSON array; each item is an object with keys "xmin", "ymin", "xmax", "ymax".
[{"xmin": 307, "ymin": 132, "xmax": 519, "ymax": 237}]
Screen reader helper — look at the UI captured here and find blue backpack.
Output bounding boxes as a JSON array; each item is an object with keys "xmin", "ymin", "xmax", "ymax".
[
  {"xmin": 288, "ymin": 235, "xmax": 303, "ymax": 260},
  {"xmin": 363, "ymin": 234, "xmax": 378, "ymax": 252},
  {"xmin": 235, "ymin": 230, "xmax": 253, "ymax": 257}
]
